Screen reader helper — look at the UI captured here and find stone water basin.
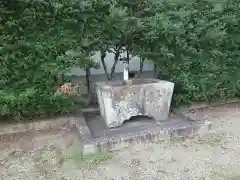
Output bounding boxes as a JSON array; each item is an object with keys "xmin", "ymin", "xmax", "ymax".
[{"xmin": 95, "ymin": 79, "xmax": 174, "ymax": 128}]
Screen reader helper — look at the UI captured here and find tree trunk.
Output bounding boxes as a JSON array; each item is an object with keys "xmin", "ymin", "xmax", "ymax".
[
  {"xmin": 100, "ymin": 48, "xmax": 121, "ymax": 80},
  {"xmin": 110, "ymin": 48, "xmax": 120, "ymax": 80},
  {"xmin": 100, "ymin": 50, "xmax": 110, "ymax": 80},
  {"xmin": 136, "ymin": 57, "xmax": 145, "ymax": 78},
  {"xmin": 85, "ymin": 67, "xmax": 91, "ymax": 93},
  {"xmin": 55, "ymin": 73, "xmax": 64, "ymax": 86},
  {"xmin": 126, "ymin": 48, "xmax": 130, "ymax": 64},
  {"xmin": 154, "ymin": 64, "xmax": 157, "ymax": 78}
]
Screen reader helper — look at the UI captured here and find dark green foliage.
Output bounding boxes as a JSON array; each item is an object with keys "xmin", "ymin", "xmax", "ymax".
[
  {"xmin": 0, "ymin": 0, "xmax": 94, "ymax": 120},
  {"xmin": 0, "ymin": 89, "xmax": 76, "ymax": 120},
  {"xmin": 1, "ymin": 0, "xmax": 240, "ymax": 120},
  {"xmin": 139, "ymin": 0, "xmax": 240, "ymax": 105}
]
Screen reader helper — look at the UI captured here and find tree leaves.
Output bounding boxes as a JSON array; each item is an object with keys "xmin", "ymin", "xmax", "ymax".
[
  {"xmin": 144, "ymin": 0, "xmax": 240, "ymax": 104},
  {"xmin": 1, "ymin": 0, "xmax": 240, "ymax": 119}
]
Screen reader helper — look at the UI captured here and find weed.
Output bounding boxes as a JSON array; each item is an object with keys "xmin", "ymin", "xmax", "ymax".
[{"xmin": 59, "ymin": 150, "xmax": 112, "ymax": 167}]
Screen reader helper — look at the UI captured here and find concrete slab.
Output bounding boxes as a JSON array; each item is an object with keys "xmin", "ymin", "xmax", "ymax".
[
  {"xmin": 79, "ymin": 109, "xmax": 211, "ymax": 155},
  {"xmin": 0, "ymin": 107, "xmax": 212, "ymax": 157}
]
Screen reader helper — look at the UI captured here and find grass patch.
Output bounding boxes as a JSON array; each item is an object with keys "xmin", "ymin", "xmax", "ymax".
[
  {"xmin": 193, "ymin": 132, "xmax": 226, "ymax": 147},
  {"xmin": 59, "ymin": 150, "xmax": 113, "ymax": 167},
  {"xmin": 201, "ymin": 170, "xmax": 240, "ymax": 180}
]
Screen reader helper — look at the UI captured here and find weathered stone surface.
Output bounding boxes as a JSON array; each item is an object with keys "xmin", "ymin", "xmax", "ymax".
[
  {"xmin": 82, "ymin": 109, "xmax": 211, "ymax": 153},
  {"xmin": 95, "ymin": 79, "xmax": 175, "ymax": 128}
]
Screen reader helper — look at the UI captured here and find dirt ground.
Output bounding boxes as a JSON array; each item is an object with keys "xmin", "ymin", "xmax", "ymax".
[{"xmin": 0, "ymin": 103, "xmax": 240, "ymax": 180}]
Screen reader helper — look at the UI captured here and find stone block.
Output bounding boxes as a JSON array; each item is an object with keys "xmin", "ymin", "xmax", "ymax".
[{"xmin": 95, "ymin": 79, "xmax": 174, "ymax": 128}]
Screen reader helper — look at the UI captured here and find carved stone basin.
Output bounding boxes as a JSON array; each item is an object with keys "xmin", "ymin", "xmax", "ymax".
[{"xmin": 95, "ymin": 79, "xmax": 174, "ymax": 128}]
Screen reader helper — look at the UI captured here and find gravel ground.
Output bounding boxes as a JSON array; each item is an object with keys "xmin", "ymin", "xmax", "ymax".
[{"xmin": 0, "ymin": 103, "xmax": 240, "ymax": 180}]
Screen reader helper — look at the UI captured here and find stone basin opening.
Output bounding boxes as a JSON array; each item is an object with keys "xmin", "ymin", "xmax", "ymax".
[
  {"xmin": 83, "ymin": 110, "xmax": 160, "ymax": 138},
  {"xmin": 105, "ymin": 79, "xmax": 160, "ymax": 86},
  {"xmin": 121, "ymin": 115, "xmax": 155, "ymax": 127}
]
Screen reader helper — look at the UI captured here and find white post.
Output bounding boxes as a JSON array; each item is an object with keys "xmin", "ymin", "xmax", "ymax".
[{"xmin": 123, "ymin": 61, "xmax": 129, "ymax": 81}]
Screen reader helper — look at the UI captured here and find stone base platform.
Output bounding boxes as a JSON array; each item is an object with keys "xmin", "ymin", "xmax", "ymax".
[
  {"xmin": 0, "ymin": 107, "xmax": 211, "ymax": 157},
  {"xmin": 79, "ymin": 108, "xmax": 211, "ymax": 155}
]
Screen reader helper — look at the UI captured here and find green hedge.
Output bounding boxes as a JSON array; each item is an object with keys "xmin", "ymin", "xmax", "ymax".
[
  {"xmin": 1, "ymin": 0, "xmax": 240, "ymax": 120},
  {"xmin": 0, "ymin": 89, "xmax": 76, "ymax": 120},
  {"xmin": 0, "ymin": 0, "xmax": 83, "ymax": 120},
  {"xmin": 140, "ymin": 0, "xmax": 240, "ymax": 105}
]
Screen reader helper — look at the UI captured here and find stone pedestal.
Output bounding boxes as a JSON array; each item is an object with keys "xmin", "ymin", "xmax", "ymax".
[{"xmin": 95, "ymin": 79, "xmax": 174, "ymax": 128}]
